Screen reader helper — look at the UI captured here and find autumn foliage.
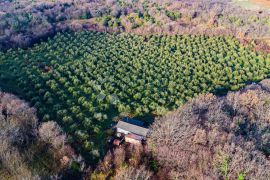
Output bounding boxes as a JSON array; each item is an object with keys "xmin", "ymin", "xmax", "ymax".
[
  {"xmin": 0, "ymin": 92, "xmax": 77, "ymax": 179},
  {"xmin": 148, "ymin": 81, "xmax": 270, "ymax": 179}
]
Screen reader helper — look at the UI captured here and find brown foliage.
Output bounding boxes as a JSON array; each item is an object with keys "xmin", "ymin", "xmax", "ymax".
[
  {"xmin": 0, "ymin": 92, "xmax": 39, "ymax": 178},
  {"xmin": 0, "ymin": 0, "xmax": 269, "ymax": 52},
  {"xmin": 113, "ymin": 147, "xmax": 126, "ymax": 169},
  {"xmin": 126, "ymin": 144, "xmax": 144, "ymax": 167},
  {"xmin": 0, "ymin": 139, "xmax": 36, "ymax": 179},
  {"xmin": 39, "ymin": 121, "xmax": 66, "ymax": 150},
  {"xmin": 93, "ymin": 143, "xmax": 149, "ymax": 179},
  {"xmin": 259, "ymin": 79, "xmax": 270, "ymax": 92},
  {"xmin": 148, "ymin": 81, "xmax": 270, "ymax": 179},
  {"xmin": 0, "ymin": 91, "xmax": 76, "ymax": 178},
  {"xmin": 0, "ymin": 92, "xmax": 38, "ymax": 145},
  {"xmin": 113, "ymin": 165, "xmax": 153, "ymax": 180}
]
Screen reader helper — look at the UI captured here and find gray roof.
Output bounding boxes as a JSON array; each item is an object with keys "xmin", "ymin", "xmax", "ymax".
[{"xmin": 116, "ymin": 121, "xmax": 149, "ymax": 137}]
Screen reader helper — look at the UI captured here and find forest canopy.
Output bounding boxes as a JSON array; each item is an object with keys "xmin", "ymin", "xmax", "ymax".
[
  {"xmin": 148, "ymin": 82, "xmax": 270, "ymax": 179},
  {"xmin": 0, "ymin": 0, "xmax": 269, "ymax": 51}
]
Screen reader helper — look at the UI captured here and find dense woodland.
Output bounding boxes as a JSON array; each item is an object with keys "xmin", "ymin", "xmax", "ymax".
[
  {"xmin": 0, "ymin": 92, "xmax": 86, "ymax": 179},
  {"xmin": 0, "ymin": 0, "xmax": 269, "ymax": 51},
  {"xmin": 148, "ymin": 81, "xmax": 270, "ymax": 179}
]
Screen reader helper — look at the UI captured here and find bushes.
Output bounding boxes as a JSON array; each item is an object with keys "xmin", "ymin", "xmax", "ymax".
[
  {"xmin": 113, "ymin": 166, "xmax": 153, "ymax": 180},
  {"xmin": 92, "ymin": 144, "xmax": 151, "ymax": 179},
  {"xmin": 165, "ymin": 10, "xmax": 181, "ymax": 21}
]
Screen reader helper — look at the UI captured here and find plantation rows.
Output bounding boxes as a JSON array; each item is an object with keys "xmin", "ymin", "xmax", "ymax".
[{"xmin": 0, "ymin": 31, "xmax": 269, "ymax": 162}]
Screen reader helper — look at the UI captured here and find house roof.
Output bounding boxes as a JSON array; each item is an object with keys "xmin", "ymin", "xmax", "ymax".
[
  {"xmin": 116, "ymin": 120, "xmax": 149, "ymax": 137},
  {"xmin": 123, "ymin": 117, "xmax": 145, "ymax": 126}
]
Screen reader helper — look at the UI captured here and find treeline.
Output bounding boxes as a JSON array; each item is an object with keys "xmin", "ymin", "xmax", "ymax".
[{"xmin": 0, "ymin": 0, "xmax": 269, "ymax": 51}]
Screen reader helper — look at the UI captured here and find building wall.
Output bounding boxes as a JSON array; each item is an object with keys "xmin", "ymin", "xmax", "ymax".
[
  {"xmin": 125, "ymin": 136, "xmax": 141, "ymax": 145},
  {"xmin": 117, "ymin": 128, "xmax": 130, "ymax": 135}
]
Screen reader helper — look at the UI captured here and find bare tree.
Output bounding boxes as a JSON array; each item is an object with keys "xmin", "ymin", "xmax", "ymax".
[
  {"xmin": 38, "ymin": 121, "xmax": 66, "ymax": 150},
  {"xmin": 148, "ymin": 81, "xmax": 270, "ymax": 179},
  {"xmin": 0, "ymin": 92, "xmax": 75, "ymax": 178}
]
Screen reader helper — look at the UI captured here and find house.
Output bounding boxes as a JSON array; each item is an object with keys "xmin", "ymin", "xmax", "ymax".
[{"xmin": 115, "ymin": 118, "xmax": 149, "ymax": 145}]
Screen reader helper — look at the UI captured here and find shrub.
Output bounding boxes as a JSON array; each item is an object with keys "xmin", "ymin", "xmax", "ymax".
[
  {"xmin": 113, "ymin": 165, "xmax": 153, "ymax": 180},
  {"xmin": 165, "ymin": 10, "xmax": 181, "ymax": 21}
]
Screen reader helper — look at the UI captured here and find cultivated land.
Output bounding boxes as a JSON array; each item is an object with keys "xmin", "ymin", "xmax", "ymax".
[{"xmin": 0, "ymin": 31, "xmax": 269, "ymax": 163}]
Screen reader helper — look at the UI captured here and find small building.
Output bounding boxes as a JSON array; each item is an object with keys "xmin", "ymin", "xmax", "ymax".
[
  {"xmin": 115, "ymin": 118, "xmax": 149, "ymax": 145},
  {"xmin": 125, "ymin": 134, "xmax": 145, "ymax": 145}
]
